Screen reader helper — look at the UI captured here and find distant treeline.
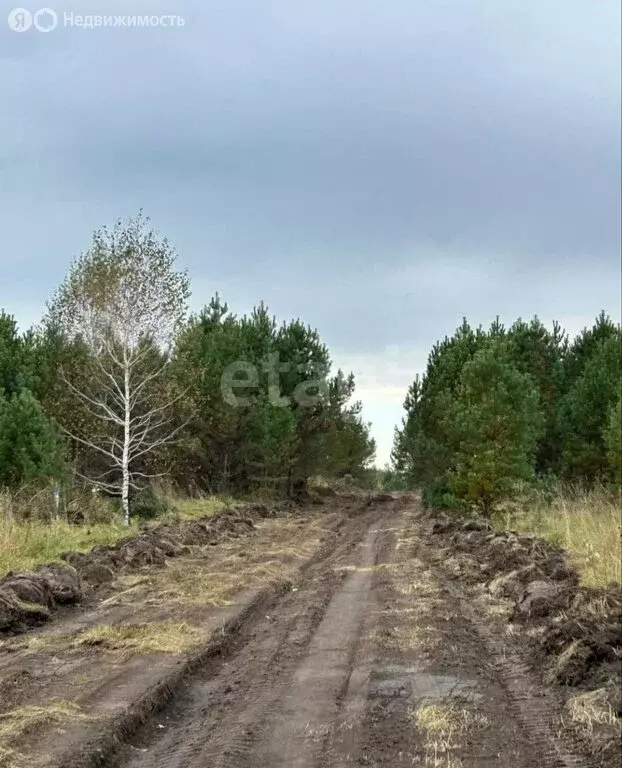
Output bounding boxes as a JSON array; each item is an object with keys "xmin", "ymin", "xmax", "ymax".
[
  {"xmin": 392, "ymin": 313, "xmax": 622, "ymax": 514},
  {"xmin": 0, "ymin": 216, "xmax": 376, "ymax": 515}
]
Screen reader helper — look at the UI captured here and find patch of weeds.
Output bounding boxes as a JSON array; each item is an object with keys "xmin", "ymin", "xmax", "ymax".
[
  {"xmin": 113, "ymin": 520, "xmax": 324, "ymax": 609},
  {"xmin": 410, "ymin": 697, "xmax": 490, "ymax": 766},
  {"xmin": 73, "ymin": 621, "xmax": 203, "ymax": 655},
  {"xmin": 23, "ymin": 632, "xmax": 72, "ymax": 652},
  {"xmin": 494, "ymin": 485, "xmax": 621, "ymax": 587},
  {"xmin": 0, "ymin": 517, "xmax": 138, "ymax": 576},
  {"xmin": 0, "ymin": 745, "xmax": 25, "ymax": 768},
  {"xmin": 394, "ymin": 568, "xmax": 439, "ymax": 598}
]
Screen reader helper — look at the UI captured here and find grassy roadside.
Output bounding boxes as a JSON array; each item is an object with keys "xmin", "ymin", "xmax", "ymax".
[
  {"xmin": 0, "ymin": 495, "xmax": 229, "ymax": 576},
  {"xmin": 494, "ymin": 485, "xmax": 621, "ymax": 587},
  {"xmin": 0, "ymin": 519, "xmax": 139, "ymax": 575}
]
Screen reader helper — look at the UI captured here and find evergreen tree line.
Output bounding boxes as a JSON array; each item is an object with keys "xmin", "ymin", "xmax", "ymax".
[
  {"xmin": 392, "ymin": 313, "xmax": 622, "ymax": 515},
  {"xmin": 0, "ymin": 216, "xmax": 376, "ymax": 516}
]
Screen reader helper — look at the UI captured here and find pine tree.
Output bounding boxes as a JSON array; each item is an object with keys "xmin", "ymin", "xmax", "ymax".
[
  {"xmin": 392, "ymin": 318, "xmax": 488, "ymax": 505},
  {"xmin": 558, "ymin": 333, "xmax": 622, "ymax": 481},
  {"xmin": 441, "ymin": 343, "xmax": 543, "ymax": 516},
  {"xmin": 506, "ymin": 317, "xmax": 566, "ymax": 472},
  {"xmin": 0, "ymin": 389, "xmax": 66, "ymax": 487},
  {"xmin": 0, "ymin": 311, "xmax": 28, "ymax": 396},
  {"xmin": 604, "ymin": 394, "xmax": 622, "ymax": 487}
]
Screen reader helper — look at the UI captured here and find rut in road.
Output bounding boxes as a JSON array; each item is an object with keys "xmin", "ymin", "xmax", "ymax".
[{"xmin": 121, "ymin": 503, "xmax": 388, "ymax": 768}]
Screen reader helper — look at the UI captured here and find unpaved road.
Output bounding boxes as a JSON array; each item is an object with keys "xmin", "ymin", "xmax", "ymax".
[
  {"xmin": 116, "ymin": 496, "xmax": 587, "ymax": 768},
  {"xmin": 1, "ymin": 495, "xmax": 598, "ymax": 768}
]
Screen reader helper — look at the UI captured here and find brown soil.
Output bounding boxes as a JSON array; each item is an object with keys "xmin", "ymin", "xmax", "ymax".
[{"xmin": 0, "ymin": 494, "xmax": 616, "ymax": 768}]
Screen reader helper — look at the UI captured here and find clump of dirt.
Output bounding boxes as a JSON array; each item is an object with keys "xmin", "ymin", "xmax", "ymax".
[
  {"xmin": 432, "ymin": 517, "xmax": 578, "ymax": 586},
  {"xmin": 0, "ymin": 503, "xmax": 286, "ymax": 637},
  {"xmin": 0, "ymin": 563, "xmax": 81, "ymax": 634},
  {"xmin": 538, "ymin": 587, "xmax": 622, "ymax": 686},
  {"xmin": 429, "ymin": 512, "xmax": 622, "ymax": 759}
]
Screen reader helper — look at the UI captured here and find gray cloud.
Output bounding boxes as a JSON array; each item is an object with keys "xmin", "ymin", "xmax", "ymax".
[{"xmin": 1, "ymin": 0, "xmax": 620, "ymax": 462}]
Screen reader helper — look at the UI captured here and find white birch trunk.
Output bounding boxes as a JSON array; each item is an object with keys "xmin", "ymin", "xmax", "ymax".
[{"xmin": 121, "ymin": 355, "xmax": 131, "ymax": 525}]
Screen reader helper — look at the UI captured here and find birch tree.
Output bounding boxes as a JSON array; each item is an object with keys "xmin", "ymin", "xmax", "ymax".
[{"xmin": 47, "ymin": 214, "xmax": 190, "ymax": 524}]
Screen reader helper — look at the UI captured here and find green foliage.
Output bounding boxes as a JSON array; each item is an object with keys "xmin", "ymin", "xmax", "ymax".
[
  {"xmin": 604, "ymin": 394, "xmax": 622, "ymax": 487},
  {"xmin": 28, "ymin": 325, "xmax": 99, "ymax": 473},
  {"xmin": 558, "ymin": 333, "xmax": 622, "ymax": 481},
  {"xmin": 506, "ymin": 317, "xmax": 566, "ymax": 471},
  {"xmin": 0, "ymin": 311, "xmax": 68, "ymax": 488},
  {"xmin": 47, "ymin": 212, "xmax": 190, "ymax": 352},
  {"xmin": 442, "ymin": 344, "xmax": 543, "ymax": 515},
  {"xmin": 171, "ymin": 296, "xmax": 375, "ymax": 496},
  {"xmin": 0, "ymin": 311, "xmax": 30, "ymax": 396},
  {"xmin": 0, "ymin": 389, "xmax": 66, "ymax": 487},
  {"xmin": 393, "ymin": 312, "xmax": 621, "ymax": 512},
  {"xmin": 1, "ymin": 215, "xmax": 374, "ymax": 514},
  {"xmin": 130, "ymin": 485, "xmax": 172, "ymax": 520},
  {"xmin": 392, "ymin": 318, "xmax": 488, "ymax": 496},
  {"xmin": 375, "ymin": 465, "xmax": 408, "ymax": 491},
  {"xmin": 44, "ymin": 214, "xmax": 191, "ymax": 523}
]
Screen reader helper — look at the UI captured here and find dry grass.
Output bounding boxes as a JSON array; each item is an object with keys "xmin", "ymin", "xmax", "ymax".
[
  {"xmin": 113, "ymin": 520, "xmax": 324, "ymax": 609},
  {"xmin": 73, "ymin": 620, "xmax": 204, "ymax": 655},
  {"xmin": 141, "ymin": 557, "xmax": 282, "ymax": 607},
  {"xmin": 372, "ymin": 624, "xmax": 442, "ymax": 654},
  {"xmin": 411, "ymin": 697, "xmax": 490, "ymax": 767},
  {"xmin": 0, "ymin": 701, "xmax": 92, "ymax": 768},
  {"xmin": 496, "ymin": 484, "xmax": 621, "ymax": 587},
  {"xmin": 334, "ymin": 563, "xmax": 399, "ymax": 574},
  {"xmin": 565, "ymin": 688, "xmax": 619, "ymax": 735}
]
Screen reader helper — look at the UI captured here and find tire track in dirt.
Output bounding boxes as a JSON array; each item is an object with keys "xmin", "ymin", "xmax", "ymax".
[
  {"xmin": 319, "ymin": 524, "xmax": 397, "ymax": 768},
  {"xmin": 119, "ymin": 502, "xmax": 395, "ymax": 768},
  {"xmin": 252, "ymin": 525, "xmax": 382, "ymax": 768},
  {"xmin": 440, "ymin": 580, "xmax": 588, "ymax": 768}
]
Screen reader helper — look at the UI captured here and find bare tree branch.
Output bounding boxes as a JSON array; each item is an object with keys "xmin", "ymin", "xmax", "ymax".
[
  {"xmin": 130, "ymin": 422, "xmax": 188, "ymax": 462},
  {"xmin": 61, "ymin": 372, "xmax": 125, "ymax": 426},
  {"xmin": 60, "ymin": 425, "xmax": 121, "ymax": 463}
]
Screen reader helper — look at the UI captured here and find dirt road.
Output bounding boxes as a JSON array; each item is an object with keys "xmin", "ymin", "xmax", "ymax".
[
  {"xmin": 1, "ymin": 495, "xmax": 606, "ymax": 768},
  {"xmin": 116, "ymin": 497, "xmax": 587, "ymax": 768}
]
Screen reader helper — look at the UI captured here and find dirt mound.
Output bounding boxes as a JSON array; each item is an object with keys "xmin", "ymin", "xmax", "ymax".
[
  {"xmin": 0, "ymin": 563, "xmax": 81, "ymax": 633},
  {"xmin": 0, "ymin": 503, "xmax": 284, "ymax": 637},
  {"xmin": 61, "ymin": 506, "xmax": 262, "ymax": 581},
  {"xmin": 538, "ymin": 586, "xmax": 622, "ymax": 687},
  {"xmin": 431, "ymin": 516, "xmax": 578, "ymax": 586},
  {"xmin": 430, "ymin": 513, "xmax": 622, "ymax": 729}
]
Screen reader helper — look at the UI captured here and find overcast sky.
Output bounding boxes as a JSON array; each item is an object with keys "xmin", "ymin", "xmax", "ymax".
[{"xmin": 1, "ymin": 0, "xmax": 620, "ymax": 464}]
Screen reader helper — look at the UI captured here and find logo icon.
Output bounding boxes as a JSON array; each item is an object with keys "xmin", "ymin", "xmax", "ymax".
[
  {"xmin": 34, "ymin": 7, "xmax": 57, "ymax": 31},
  {"xmin": 8, "ymin": 7, "xmax": 33, "ymax": 31}
]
